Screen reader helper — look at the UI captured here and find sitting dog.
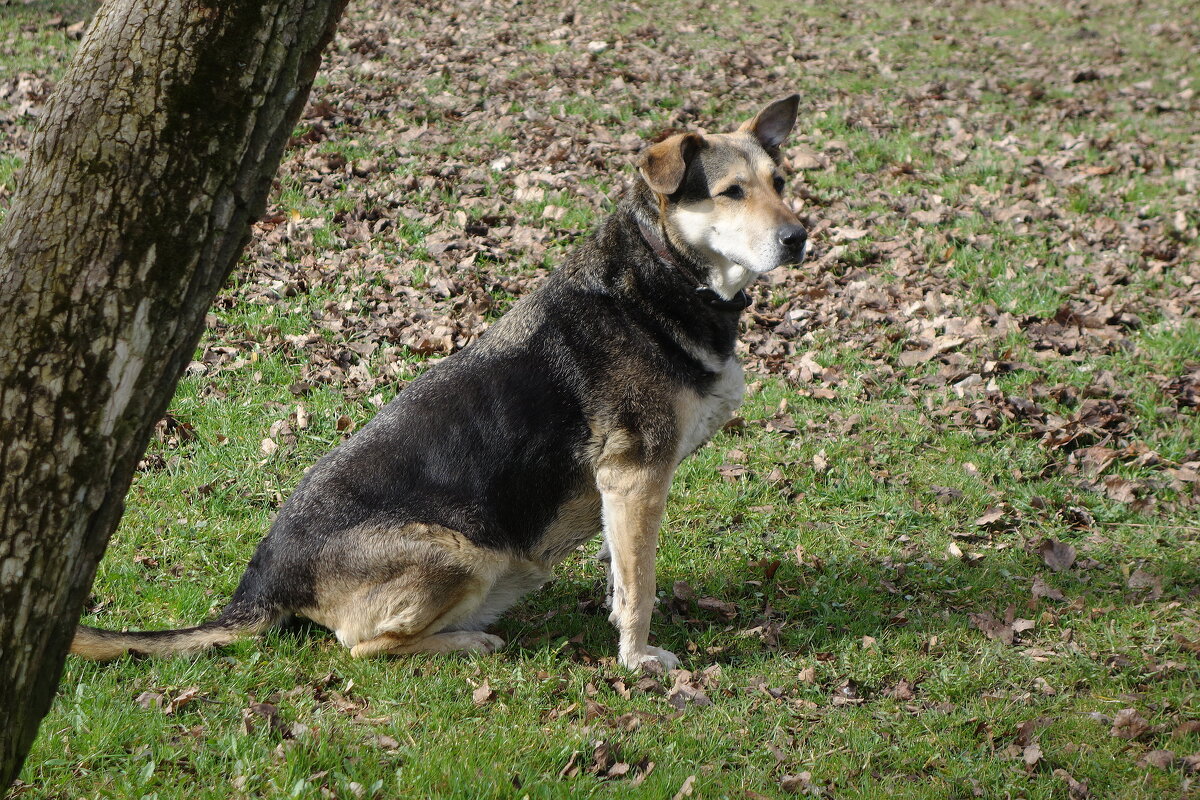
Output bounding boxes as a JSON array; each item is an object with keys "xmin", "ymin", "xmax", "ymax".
[{"xmin": 72, "ymin": 95, "xmax": 808, "ymax": 671}]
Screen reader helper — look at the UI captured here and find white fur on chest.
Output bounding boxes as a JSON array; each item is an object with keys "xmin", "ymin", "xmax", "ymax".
[{"xmin": 674, "ymin": 357, "xmax": 745, "ymax": 463}]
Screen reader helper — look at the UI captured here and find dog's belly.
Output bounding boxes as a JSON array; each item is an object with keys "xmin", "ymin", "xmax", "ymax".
[
  {"xmin": 528, "ymin": 489, "xmax": 603, "ymax": 564},
  {"xmin": 451, "ymin": 558, "xmax": 554, "ymax": 631},
  {"xmin": 675, "ymin": 357, "xmax": 745, "ymax": 462}
]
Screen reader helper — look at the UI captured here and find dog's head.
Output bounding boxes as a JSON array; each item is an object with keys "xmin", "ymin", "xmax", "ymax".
[{"xmin": 639, "ymin": 95, "xmax": 807, "ymax": 299}]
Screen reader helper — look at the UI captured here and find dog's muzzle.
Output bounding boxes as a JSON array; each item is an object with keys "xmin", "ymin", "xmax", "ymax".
[{"xmin": 778, "ymin": 223, "xmax": 808, "ymax": 265}]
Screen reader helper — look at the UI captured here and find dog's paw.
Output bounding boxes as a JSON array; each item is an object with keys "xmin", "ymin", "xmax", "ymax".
[
  {"xmin": 620, "ymin": 645, "xmax": 680, "ymax": 673},
  {"xmin": 453, "ymin": 631, "xmax": 506, "ymax": 654}
]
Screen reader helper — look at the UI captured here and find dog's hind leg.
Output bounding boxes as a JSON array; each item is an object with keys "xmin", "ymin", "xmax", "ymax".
[
  {"xmin": 596, "ymin": 539, "xmax": 615, "ymax": 609},
  {"xmin": 347, "ymin": 559, "xmax": 550, "ymax": 657},
  {"xmin": 304, "ymin": 522, "xmax": 511, "ymax": 658},
  {"xmin": 351, "ymin": 629, "xmax": 505, "ymax": 657},
  {"xmin": 338, "ymin": 566, "xmax": 494, "ymax": 657}
]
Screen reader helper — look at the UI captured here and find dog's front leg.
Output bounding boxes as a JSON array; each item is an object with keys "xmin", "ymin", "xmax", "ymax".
[{"xmin": 597, "ymin": 462, "xmax": 679, "ymax": 672}]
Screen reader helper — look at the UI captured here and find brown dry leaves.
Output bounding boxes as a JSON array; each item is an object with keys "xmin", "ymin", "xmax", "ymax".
[
  {"xmin": 969, "ymin": 606, "xmax": 1037, "ymax": 647},
  {"xmin": 9, "ymin": 0, "xmax": 1188, "ymax": 553},
  {"xmin": 558, "ymin": 740, "xmax": 655, "ymax": 786},
  {"xmin": 134, "ymin": 686, "xmax": 202, "ymax": 715},
  {"xmin": 10, "ymin": 0, "xmax": 1194, "ymax": 418},
  {"xmin": 1039, "ymin": 539, "xmax": 1077, "ymax": 573},
  {"xmin": 1111, "ymin": 707, "xmax": 1153, "ymax": 741}
]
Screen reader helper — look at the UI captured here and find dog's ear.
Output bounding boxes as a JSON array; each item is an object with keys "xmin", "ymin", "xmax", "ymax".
[
  {"xmin": 739, "ymin": 94, "xmax": 800, "ymax": 151},
  {"xmin": 639, "ymin": 132, "xmax": 704, "ymax": 196}
]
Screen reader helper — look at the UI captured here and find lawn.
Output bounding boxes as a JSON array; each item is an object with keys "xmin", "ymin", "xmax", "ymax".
[{"xmin": 3, "ymin": 0, "xmax": 1198, "ymax": 797}]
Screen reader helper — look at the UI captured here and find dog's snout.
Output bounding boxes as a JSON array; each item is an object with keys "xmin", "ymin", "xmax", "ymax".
[{"xmin": 778, "ymin": 224, "xmax": 807, "ymax": 257}]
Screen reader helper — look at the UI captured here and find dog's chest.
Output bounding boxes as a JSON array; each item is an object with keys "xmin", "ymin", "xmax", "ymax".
[{"xmin": 674, "ymin": 357, "xmax": 745, "ymax": 463}]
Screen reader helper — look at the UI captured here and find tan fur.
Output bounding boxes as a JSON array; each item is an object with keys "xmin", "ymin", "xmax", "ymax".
[
  {"xmin": 301, "ymin": 522, "xmax": 510, "ymax": 649},
  {"xmin": 673, "ymin": 357, "xmax": 745, "ymax": 463},
  {"xmin": 596, "ymin": 458, "xmax": 676, "ymax": 670},
  {"xmin": 530, "ymin": 489, "xmax": 603, "ymax": 563},
  {"xmin": 70, "ymin": 624, "xmax": 248, "ymax": 660},
  {"xmin": 660, "ymin": 129, "xmax": 806, "ymax": 299},
  {"xmin": 351, "ymin": 630, "xmax": 505, "ymax": 657},
  {"xmin": 639, "ymin": 133, "xmax": 703, "ymax": 195}
]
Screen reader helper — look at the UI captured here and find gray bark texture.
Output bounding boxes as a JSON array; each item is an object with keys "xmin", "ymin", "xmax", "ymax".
[{"xmin": 0, "ymin": 0, "xmax": 348, "ymax": 788}]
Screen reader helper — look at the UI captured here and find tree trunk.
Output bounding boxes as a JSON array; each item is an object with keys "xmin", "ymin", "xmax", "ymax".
[{"xmin": 0, "ymin": 0, "xmax": 348, "ymax": 788}]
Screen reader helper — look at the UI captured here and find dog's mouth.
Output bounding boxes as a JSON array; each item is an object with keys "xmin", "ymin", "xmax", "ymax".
[
  {"xmin": 780, "ymin": 239, "xmax": 809, "ymax": 269},
  {"xmin": 782, "ymin": 236, "xmax": 812, "ymax": 271},
  {"xmin": 751, "ymin": 239, "xmax": 808, "ymax": 274}
]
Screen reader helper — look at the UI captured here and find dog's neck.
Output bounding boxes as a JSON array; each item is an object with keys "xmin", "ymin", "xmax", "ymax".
[{"xmin": 632, "ymin": 213, "xmax": 751, "ymax": 313}]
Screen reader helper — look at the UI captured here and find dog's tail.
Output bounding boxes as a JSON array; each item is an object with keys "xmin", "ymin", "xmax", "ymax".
[{"xmin": 71, "ymin": 600, "xmax": 278, "ymax": 661}]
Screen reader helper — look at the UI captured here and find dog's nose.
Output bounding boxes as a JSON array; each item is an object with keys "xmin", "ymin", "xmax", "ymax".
[{"xmin": 778, "ymin": 224, "xmax": 807, "ymax": 258}]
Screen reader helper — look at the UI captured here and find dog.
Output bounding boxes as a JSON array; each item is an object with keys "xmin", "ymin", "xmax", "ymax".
[{"xmin": 72, "ymin": 95, "xmax": 808, "ymax": 672}]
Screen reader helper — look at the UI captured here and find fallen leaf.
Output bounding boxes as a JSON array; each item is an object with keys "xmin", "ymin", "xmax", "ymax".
[
  {"xmin": 931, "ymin": 486, "xmax": 964, "ymax": 505},
  {"xmin": 1053, "ymin": 768, "xmax": 1091, "ymax": 798},
  {"xmin": 1127, "ymin": 569, "xmax": 1163, "ymax": 600},
  {"xmin": 472, "ymin": 680, "xmax": 496, "ymax": 706},
  {"xmin": 241, "ymin": 702, "xmax": 290, "ymax": 737},
  {"xmin": 1139, "ymin": 750, "xmax": 1175, "ymax": 770},
  {"xmin": 971, "ymin": 612, "xmax": 1015, "ymax": 646},
  {"xmin": 1111, "ymin": 707, "xmax": 1151, "ymax": 740},
  {"xmin": 780, "ymin": 772, "xmax": 820, "ymax": 794},
  {"xmin": 830, "ymin": 226, "xmax": 869, "ymax": 241},
  {"xmin": 717, "ymin": 463, "xmax": 748, "ymax": 481},
  {"xmin": 1032, "ymin": 575, "xmax": 1066, "ymax": 602},
  {"xmin": 666, "ymin": 670, "xmax": 712, "ymax": 710},
  {"xmin": 630, "ymin": 760, "xmax": 656, "ymax": 786},
  {"xmin": 974, "ymin": 506, "xmax": 1008, "ymax": 529},
  {"xmin": 372, "ymin": 734, "xmax": 400, "ymax": 750},
  {"xmin": 164, "ymin": 686, "xmax": 201, "ymax": 715},
  {"xmin": 1101, "ymin": 476, "xmax": 1140, "ymax": 503},
  {"xmin": 789, "ymin": 146, "xmax": 824, "ymax": 170},
  {"xmin": 558, "ymin": 750, "xmax": 580, "ymax": 780},
  {"xmin": 1173, "ymin": 720, "xmax": 1200, "ymax": 738},
  {"xmin": 970, "ymin": 607, "xmax": 1034, "ymax": 646},
  {"xmin": 1014, "ymin": 719, "xmax": 1045, "ymax": 747},
  {"xmin": 1039, "ymin": 539, "xmax": 1077, "ymax": 572},
  {"xmin": 671, "ymin": 774, "xmax": 697, "ymax": 800},
  {"xmin": 134, "ymin": 691, "xmax": 164, "ymax": 710},
  {"xmin": 697, "ymin": 596, "xmax": 738, "ymax": 619},
  {"xmin": 672, "ymin": 580, "xmax": 696, "ymax": 603},
  {"xmin": 831, "ymin": 679, "xmax": 862, "ymax": 706}
]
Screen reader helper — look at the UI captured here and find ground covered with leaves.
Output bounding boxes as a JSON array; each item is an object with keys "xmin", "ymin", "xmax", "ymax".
[{"xmin": 3, "ymin": 0, "xmax": 1199, "ymax": 797}]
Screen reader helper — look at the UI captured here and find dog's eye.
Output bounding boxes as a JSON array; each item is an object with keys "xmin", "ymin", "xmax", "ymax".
[
  {"xmin": 719, "ymin": 185, "xmax": 744, "ymax": 200},
  {"xmin": 772, "ymin": 175, "xmax": 785, "ymax": 194}
]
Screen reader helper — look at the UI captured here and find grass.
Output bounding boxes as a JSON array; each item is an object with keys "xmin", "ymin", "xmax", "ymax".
[{"xmin": 5, "ymin": 0, "xmax": 1200, "ymax": 797}]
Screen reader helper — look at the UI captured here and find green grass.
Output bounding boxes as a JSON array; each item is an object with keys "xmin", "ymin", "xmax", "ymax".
[{"xmin": 6, "ymin": 0, "xmax": 1200, "ymax": 797}]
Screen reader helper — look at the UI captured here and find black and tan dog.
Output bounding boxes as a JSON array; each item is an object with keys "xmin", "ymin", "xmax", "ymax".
[{"xmin": 73, "ymin": 95, "xmax": 808, "ymax": 671}]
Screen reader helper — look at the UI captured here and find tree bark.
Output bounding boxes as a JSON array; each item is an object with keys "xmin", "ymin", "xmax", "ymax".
[{"xmin": 0, "ymin": 0, "xmax": 348, "ymax": 788}]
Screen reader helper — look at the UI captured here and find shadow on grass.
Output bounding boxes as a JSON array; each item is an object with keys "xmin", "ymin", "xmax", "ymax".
[
  {"xmin": 236, "ymin": 534, "xmax": 1192, "ymax": 679},
  {"xmin": 488, "ymin": 541, "xmax": 1192, "ymax": 673}
]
